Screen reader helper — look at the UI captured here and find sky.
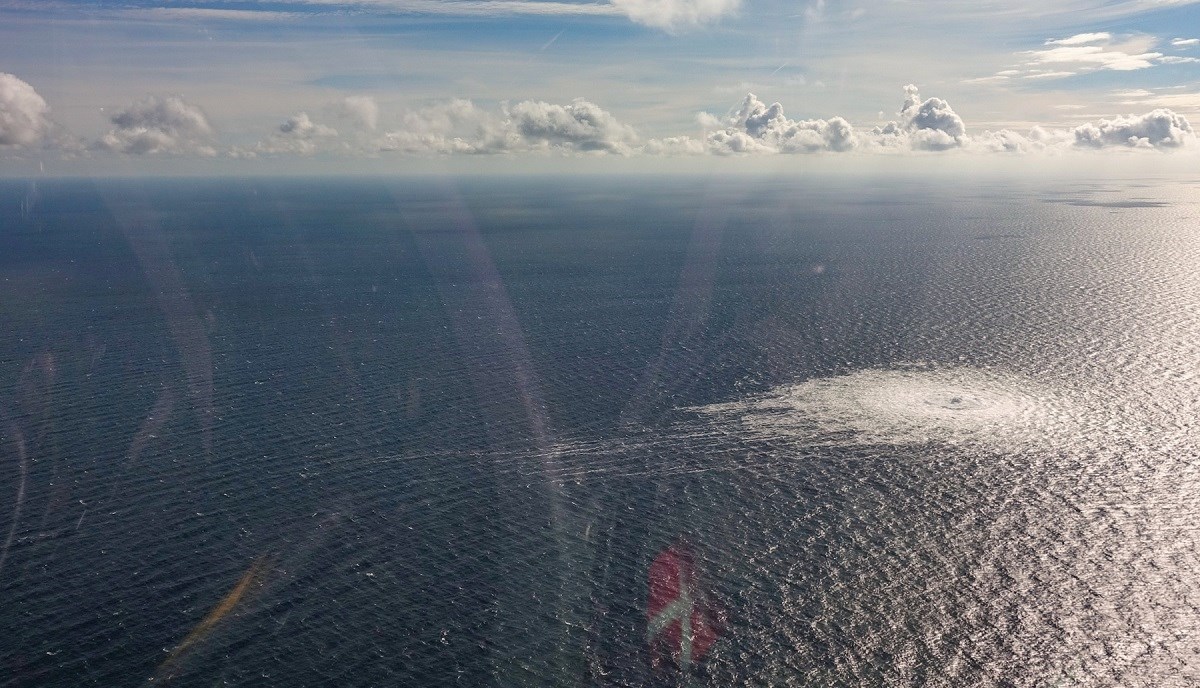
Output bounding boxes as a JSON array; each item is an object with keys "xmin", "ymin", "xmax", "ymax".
[{"xmin": 1, "ymin": 0, "xmax": 1199, "ymax": 174}]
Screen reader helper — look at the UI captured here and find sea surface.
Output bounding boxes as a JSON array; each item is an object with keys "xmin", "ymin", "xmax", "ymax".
[{"xmin": 1, "ymin": 175, "xmax": 1198, "ymax": 687}]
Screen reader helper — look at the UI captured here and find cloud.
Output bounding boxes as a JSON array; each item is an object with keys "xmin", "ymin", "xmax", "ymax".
[
  {"xmin": 642, "ymin": 135, "xmax": 707, "ymax": 155},
  {"xmin": 972, "ymin": 129, "xmax": 1035, "ymax": 153},
  {"xmin": 377, "ymin": 97, "xmax": 637, "ymax": 154},
  {"xmin": 1026, "ymin": 43, "xmax": 1162, "ymax": 71},
  {"xmin": 871, "ymin": 87, "xmax": 1191, "ymax": 154},
  {"xmin": 96, "ymin": 95, "xmax": 216, "ymax": 155},
  {"xmin": 1023, "ymin": 70, "xmax": 1079, "ymax": 79},
  {"xmin": 378, "ymin": 99, "xmax": 499, "ymax": 153},
  {"xmin": 53, "ymin": 0, "xmax": 744, "ymax": 29},
  {"xmin": 1171, "ymin": 37, "xmax": 1200, "ymax": 47},
  {"xmin": 670, "ymin": 85, "xmax": 1191, "ymax": 157},
  {"xmin": 12, "ymin": 78, "xmax": 1198, "ymax": 162},
  {"xmin": 237, "ymin": 112, "xmax": 339, "ymax": 156},
  {"xmin": 1046, "ymin": 32, "xmax": 1112, "ymax": 46},
  {"xmin": 1073, "ymin": 109, "xmax": 1194, "ymax": 148},
  {"xmin": 50, "ymin": 0, "xmax": 1200, "ymax": 26},
  {"xmin": 869, "ymin": 84, "xmax": 966, "ymax": 151},
  {"xmin": 508, "ymin": 98, "xmax": 639, "ymax": 153},
  {"xmin": 1113, "ymin": 88, "xmax": 1200, "ymax": 109},
  {"xmin": 980, "ymin": 33, "xmax": 1185, "ymax": 82},
  {"xmin": 0, "ymin": 72, "xmax": 52, "ymax": 148},
  {"xmin": 900, "ymin": 84, "xmax": 966, "ymax": 149},
  {"xmin": 970, "ymin": 126, "xmax": 1072, "ymax": 154},
  {"xmin": 609, "ymin": 0, "xmax": 740, "ymax": 30},
  {"xmin": 868, "ymin": 84, "xmax": 969, "ymax": 151},
  {"xmin": 369, "ymin": 89, "xmax": 1191, "ymax": 158},
  {"xmin": 332, "ymin": 95, "xmax": 380, "ymax": 130},
  {"xmin": 705, "ymin": 128, "xmax": 775, "ymax": 155},
  {"xmin": 196, "ymin": 0, "xmax": 624, "ymax": 19},
  {"xmin": 700, "ymin": 93, "xmax": 858, "ymax": 154},
  {"xmin": 121, "ymin": 8, "xmax": 303, "ymax": 22},
  {"xmin": 279, "ymin": 111, "xmax": 337, "ymax": 139}
]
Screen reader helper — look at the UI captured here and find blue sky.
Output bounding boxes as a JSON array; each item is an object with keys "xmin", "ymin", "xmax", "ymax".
[{"xmin": 1, "ymin": 0, "xmax": 1198, "ymax": 172}]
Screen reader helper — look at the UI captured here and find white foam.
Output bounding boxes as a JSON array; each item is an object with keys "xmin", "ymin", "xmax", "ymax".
[{"xmin": 691, "ymin": 366, "xmax": 1078, "ymax": 451}]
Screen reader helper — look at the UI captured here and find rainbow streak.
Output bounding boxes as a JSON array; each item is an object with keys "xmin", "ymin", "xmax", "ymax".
[{"xmin": 154, "ymin": 555, "xmax": 270, "ymax": 683}]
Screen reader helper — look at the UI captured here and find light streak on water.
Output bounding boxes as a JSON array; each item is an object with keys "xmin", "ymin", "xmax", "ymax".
[{"xmin": 155, "ymin": 555, "xmax": 271, "ymax": 683}]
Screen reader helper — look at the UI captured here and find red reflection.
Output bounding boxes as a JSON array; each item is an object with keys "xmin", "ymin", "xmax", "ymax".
[{"xmin": 647, "ymin": 540, "xmax": 720, "ymax": 676}]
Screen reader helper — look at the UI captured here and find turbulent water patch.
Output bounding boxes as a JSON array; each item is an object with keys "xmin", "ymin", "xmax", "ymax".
[{"xmin": 690, "ymin": 366, "xmax": 1081, "ymax": 452}]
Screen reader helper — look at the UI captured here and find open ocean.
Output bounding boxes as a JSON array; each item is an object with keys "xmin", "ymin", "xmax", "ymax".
[{"xmin": 1, "ymin": 175, "xmax": 1199, "ymax": 686}]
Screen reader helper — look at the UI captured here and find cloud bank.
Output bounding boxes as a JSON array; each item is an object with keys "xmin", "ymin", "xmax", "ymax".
[
  {"xmin": 3, "ymin": 72, "xmax": 1195, "ymax": 162},
  {"xmin": 694, "ymin": 85, "xmax": 1192, "ymax": 156},
  {"xmin": 375, "ymin": 97, "xmax": 639, "ymax": 155},
  {"xmin": 688, "ymin": 86, "xmax": 977, "ymax": 155}
]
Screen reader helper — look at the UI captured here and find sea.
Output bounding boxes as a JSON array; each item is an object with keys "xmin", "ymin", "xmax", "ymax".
[{"xmin": 0, "ymin": 174, "xmax": 1198, "ymax": 687}]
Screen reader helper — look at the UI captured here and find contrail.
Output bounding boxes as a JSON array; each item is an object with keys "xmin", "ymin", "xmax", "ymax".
[{"xmin": 540, "ymin": 29, "xmax": 564, "ymax": 51}]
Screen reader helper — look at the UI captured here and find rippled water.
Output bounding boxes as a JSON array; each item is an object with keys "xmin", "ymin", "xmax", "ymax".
[{"xmin": 1, "ymin": 176, "xmax": 1198, "ymax": 686}]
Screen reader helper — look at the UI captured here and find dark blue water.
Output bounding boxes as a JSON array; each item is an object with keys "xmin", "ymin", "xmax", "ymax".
[{"xmin": 1, "ymin": 176, "xmax": 1198, "ymax": 686}]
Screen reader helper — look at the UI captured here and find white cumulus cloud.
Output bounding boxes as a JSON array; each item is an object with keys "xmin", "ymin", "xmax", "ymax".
[
  {"xmin": 96, "ymin": 95, "xmax": 216, "ymax": 155},
  {"xmin": 1073, "ymin": 109, "xmax": 1194, "ymax": 148},
  {"xmin": 900, "ymin": 84, "xmax": 966, "ymax": 150},
  {"xmin": 869, "ymin": 85, "xmax": 967, "ymax": 151},
  {"xmin": 700, "ymin": 93, "xmax": 858, "ymax": 155},
  {"xmin": 508, "ymin": 98, "xmax": 638, "ymax": 153},
  {"xmin": 0, "ymin": 72, "xmax": 53, "ymax": 148}
]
